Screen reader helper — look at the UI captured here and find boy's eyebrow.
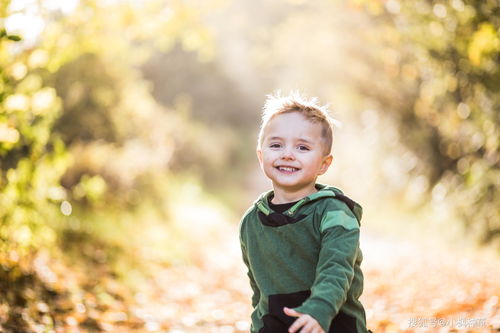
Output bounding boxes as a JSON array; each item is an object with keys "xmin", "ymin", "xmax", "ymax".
[
  {"xmin": 297, "ymin": 138, "xmax": 314, "ymax": 144},
  {"xmin": 266, "ymin": 136, "xmax": 315, "ymax": 144}
]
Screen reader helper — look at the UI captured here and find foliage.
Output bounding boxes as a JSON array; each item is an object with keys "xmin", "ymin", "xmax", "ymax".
[
  {"xmin": 1, "ymin": 0, "xmax": 225, "ymax": 316},
  {"xmin": 0, "ymin": 0, "xmax": 223, "ymax": 248},
  {"xmin": 0, "ymin": 6, "xmax": 70, "ymax": 255},
  {"xmin": 354, "ymin": 0, "xmax": 500, "ymax": 245},
  {"xmin": 0, "ymin": 1, "xmax": 233, "ymax": 330}
]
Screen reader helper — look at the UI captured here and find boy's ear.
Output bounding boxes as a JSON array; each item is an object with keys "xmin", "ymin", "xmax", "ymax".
[
  {"xmin": 256, "ymin": 149, "xmax": 263, "ymax": 167},
  {"xmin": 318, "ymin": 154, "xmax": 333, "ymax": 175}
]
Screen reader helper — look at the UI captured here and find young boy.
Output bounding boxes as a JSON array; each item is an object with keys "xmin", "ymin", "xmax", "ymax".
[{"xmin": 239, "ymin": 93, "xmax": 370, "ymax": 333}]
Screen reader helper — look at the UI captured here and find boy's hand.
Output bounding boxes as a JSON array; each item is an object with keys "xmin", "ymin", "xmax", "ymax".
[{"xmin": 284, "ymin": 307, "xmax": 326, "ymax": 333}]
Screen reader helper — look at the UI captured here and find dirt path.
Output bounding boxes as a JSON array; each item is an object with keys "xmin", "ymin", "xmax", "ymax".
[{"xmin": 132, "ymin": 222, "xmax": 500, "ymax": 333}]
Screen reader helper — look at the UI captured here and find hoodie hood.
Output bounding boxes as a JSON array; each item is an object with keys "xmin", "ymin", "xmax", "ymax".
[{"xmin": 254, "ymin": 183, "xmax": 363, "ymax": 224}]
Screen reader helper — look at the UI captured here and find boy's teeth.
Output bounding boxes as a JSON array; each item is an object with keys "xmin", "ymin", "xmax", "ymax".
[{"xmin": 279, "ymin": 167, "xmax": 296, "ymax": 172}]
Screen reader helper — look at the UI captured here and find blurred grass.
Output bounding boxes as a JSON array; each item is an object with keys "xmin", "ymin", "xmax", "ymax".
[{"xmin": 57, "ymin": 173, "xmax": 235, "ymax": 278}]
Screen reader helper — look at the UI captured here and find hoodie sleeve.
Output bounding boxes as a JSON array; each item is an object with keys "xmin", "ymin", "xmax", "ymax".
[{"xmin": 293, "ymin": 206, "xmax": 360, "ymax": 332}]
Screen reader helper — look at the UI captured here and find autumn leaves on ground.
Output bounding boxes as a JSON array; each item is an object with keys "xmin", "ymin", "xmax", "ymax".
[{"xmin": 2, "ymin": 205, "xmax": 499, "ymax": 333}]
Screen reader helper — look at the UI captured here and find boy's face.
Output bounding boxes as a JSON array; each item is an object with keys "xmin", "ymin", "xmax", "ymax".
[{"xmin": 257, "ymin": 112, "xmax": 332, "ymax": 198}]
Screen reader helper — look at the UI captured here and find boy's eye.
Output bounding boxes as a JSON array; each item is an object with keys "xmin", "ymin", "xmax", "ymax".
[
  {"xmin": 269, "ymin": 143, "xmax": 282, "ymax": 148},
  {"xmin": 298, "ymin": 145, "xmax": 310, "ymax": 151}
]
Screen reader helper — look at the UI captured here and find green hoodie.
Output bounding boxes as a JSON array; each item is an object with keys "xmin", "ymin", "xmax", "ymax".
[{"xmin": 239, "ymin": 184, "xmax": 368, "ymax": 333}]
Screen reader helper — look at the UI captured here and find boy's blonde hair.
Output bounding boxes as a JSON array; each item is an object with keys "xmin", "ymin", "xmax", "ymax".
[{"xmin": 257, "ymin": 92, "xmax": 337, "ymax": 155}]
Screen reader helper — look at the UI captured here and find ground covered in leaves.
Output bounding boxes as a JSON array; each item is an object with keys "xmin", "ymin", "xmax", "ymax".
[{"xmin": 1, "ymin": 221, "xmax": 499, "ymax": 333}]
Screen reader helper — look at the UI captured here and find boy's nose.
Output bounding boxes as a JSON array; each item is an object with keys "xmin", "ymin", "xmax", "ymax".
[{"xmin": 281, "ymin": 149, "xmax": 295, "ymax": 160}]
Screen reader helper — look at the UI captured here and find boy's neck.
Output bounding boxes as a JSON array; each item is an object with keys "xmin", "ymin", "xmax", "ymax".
[{"xmin": 271, "ymin": 184, "xmax": 318, "ymax": 204}]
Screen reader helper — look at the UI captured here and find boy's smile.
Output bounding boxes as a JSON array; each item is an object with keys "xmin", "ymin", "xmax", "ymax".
[{"xmin": 257, "ymin": 112, "xmax": 333, "ymax": 204}]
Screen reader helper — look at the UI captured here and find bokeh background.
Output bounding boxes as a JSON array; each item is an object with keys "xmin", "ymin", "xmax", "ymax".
[{"xmin": 1, "ymin": 0, "xmax": 499, "ymax": 332}]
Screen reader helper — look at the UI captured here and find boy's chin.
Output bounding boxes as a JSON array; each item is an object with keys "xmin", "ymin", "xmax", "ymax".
[{"xmin": 271, "ymin": 181, "xmax": 315, "ymax": 192}]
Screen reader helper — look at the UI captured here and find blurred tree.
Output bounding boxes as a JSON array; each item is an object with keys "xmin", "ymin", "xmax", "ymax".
[
  {"xmin": 53, "ymin": 54, "xmax": 120, "ymax": 144},
  {"xmin": 0, "ymin": 0, "xmax": 224, "ymax": 253},
  {"xmin": 353, "ymin": 0, "xmax": 499, "ymax": 245},
  {"xmin": 141, "ymin": 45, "xmax": 261, "ymax": 192},
  {"xmin": 0, "ymin": 3, "xmax": 70, "ymax": 254}
]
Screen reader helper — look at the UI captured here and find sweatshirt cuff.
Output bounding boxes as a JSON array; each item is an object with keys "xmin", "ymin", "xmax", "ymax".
[{"xmin": 294, "ymin": 299, "xmax": 336, "ymax": 332}]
